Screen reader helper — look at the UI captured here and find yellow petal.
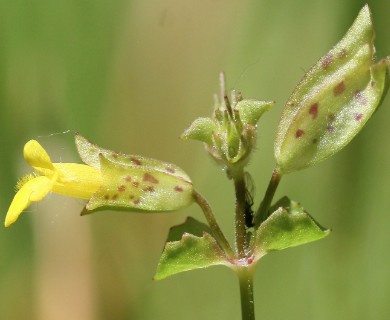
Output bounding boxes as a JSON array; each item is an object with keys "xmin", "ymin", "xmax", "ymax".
[
  {"xmin": 23, "ymin": 140, "xmax": 55, "ymax": 171},
  {"xmin": 52, "ymin": 163, "xmax": 102, "ymax": 199},
  {"xmin": 5, "ymin": 176, "xmax": 52, "ymax": 227}
]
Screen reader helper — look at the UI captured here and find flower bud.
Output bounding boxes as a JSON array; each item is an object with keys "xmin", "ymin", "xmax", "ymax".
[{"xmin": 182, "ymin": 73, "xmax": 273, "ymax": 177}]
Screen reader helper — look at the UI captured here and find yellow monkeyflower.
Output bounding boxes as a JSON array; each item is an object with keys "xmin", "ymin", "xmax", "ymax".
[
  {"xmin": 6, "ymin": 134, "xmax": 194, "ymax": 227},
  {"xmin": 5, "ymin": 140, "xmax": 102, "ymax": 227}
]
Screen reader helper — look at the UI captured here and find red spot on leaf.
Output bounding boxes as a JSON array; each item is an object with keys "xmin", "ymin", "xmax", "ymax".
[
  {"xmin": 328, "ymin": 114, "xmax": 336, "ymax": 122},
  {"xmin": 295, "ymin": 129, "xmax": 304, "ymax": 138},
  {"xmin": 112, "ymin": 194, "xmax": 119, "ymax": 200},
  {"xmin": 321, "ymin": 54, "xmax": 333, "ymax": 69},
  {"xmin": 129, "ymin": 195, "xmax": 134, "ymax": 200},
  {"xmin": 166, "ymin": 167, "xmax": 175, "ymax": 174},
  {"xmin": 174, "ymin": 186, "xmax": 184, "ymax": 192},
  {"xmin": 143, "ymin": 173, "xmax": 159, "ymax": 184},
  {"xmin": 309, "ymin": 103, "xmax": 319, "ymax": 119},
  {"xmin": 247, "ymin": 256, "xmax": 254, "ymax": 265},
  {"xmin": 118, "ymin": 185, "xmax": 126, "ymax": 192},
  {"xmin": 129, "ymin": 157, "xmax": 142, "ymax": 165},
  {"xmin": 333, "ymin": 81, "xmax": 346, "ymax": 96},
  {"xmin": 124, "ymin": 176, "xmax": 132, "ymax": 182},
  {"xmin": 327, "ymin": 125, "xmax": 335, "ymax": 133},
  {"xmin": 104, "ymin": 194, "xmax": 110, "ymax": 200},
  {"xmin": 132, "ymin": 181, "xmax": 139, "ymax": 188},
  {"xmin": 354, "ymin": 90, "xmax": 367, "ymax": 105},
  {"xmin": 112, "ymin": 153, "xmax": 119, "ymax": 159},
  {"xmin": 354, "ymin": 90, "xmax": 362, "ymax": 98},
  {"xmin": 143, "ymin": 186, "xmax": 155, "ymax": 192},
  {"xmin": 133, "ymin": 199, "xmax": 140, "ymax": 205},
  {"xmin": 355, "ymin": 113, "xmax": 363, "ymax": 121},
  {"xmin": 338, "ymin": 49, "xmax": 346, "ymax": 59}
]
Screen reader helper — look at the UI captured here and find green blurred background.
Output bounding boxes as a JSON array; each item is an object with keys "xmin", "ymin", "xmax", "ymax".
[{"xmin": 1, "ymin": 0, "xmax": 389, "ymax": 319}]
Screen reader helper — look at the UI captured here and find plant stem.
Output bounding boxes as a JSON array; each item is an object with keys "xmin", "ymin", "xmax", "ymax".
[
  {"xmin": 238, "ymin": 267, "xmax": 255, "ymax": 320},
  {"xmin": 233, "ymin": 170, "xmax": 247, "ymax": 257},
  {"xmin": 193, "ymin": 190, "xmax": 235, "ymax": 257},
  {"xmin": 254, "ymin": 168, "xmax": 282, "ymax": 227}
]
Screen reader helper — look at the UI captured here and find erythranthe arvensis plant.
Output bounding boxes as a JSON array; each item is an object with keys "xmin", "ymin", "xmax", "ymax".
[{"xmin": 4, "ymin": 5, "xmax": 389, "ymax": 320}]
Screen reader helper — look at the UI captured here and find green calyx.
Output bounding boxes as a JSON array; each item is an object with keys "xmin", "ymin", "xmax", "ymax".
[
  {"xmin": 182, "ymin": 73, "xmax": 273, "ymax": 177},
  {"xmin": 75, "ymin": 133, "xmax": 194, "ymax": 214},
  {"xmin": 275, "ymin": 5, "xmax": 390, "ymax": 174}
]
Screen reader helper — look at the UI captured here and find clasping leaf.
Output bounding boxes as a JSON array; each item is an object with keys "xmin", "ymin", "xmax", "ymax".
[
  {"xmin": 254, "ymin": 197, "xmax": 330, "ymax": 254},
  {"xmin": 155, "ymin": 217, "xmax": 230, "ymax": 280}
]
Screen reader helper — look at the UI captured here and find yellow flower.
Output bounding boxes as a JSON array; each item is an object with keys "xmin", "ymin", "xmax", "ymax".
[
  {"xmin": 5, "ymin": 140, "xmax": 102, "ymax": 227},
  {"xmin": 6, "ymin": 134, "xmax": 194, "ymax": 227}
]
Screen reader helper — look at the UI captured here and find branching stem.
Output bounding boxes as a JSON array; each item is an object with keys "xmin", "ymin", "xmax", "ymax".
[
  {"xmin": 193, "ymin": 190, "xmax": 234, "ymax": 257},
  {"xmin": 254, "ymin": 168, "xmax": 282, "ymax": 227}
]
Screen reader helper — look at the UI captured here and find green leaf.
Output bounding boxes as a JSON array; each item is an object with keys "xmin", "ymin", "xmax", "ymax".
[
  {"xmin": 181, "ymin": 117, "xmax": 216, "ymax": 145},
  {"xmin": 165, "ymin": 216, "xmax": 212, "ymax": 241},
  {"xmin": 236, "ymin": 100, "xmax": 274, "ymax": 125},
  {"xmin": 155, "ymin": 217, "xmax": 229, "ymax": 280},
  {"xmin": 255, "ymin": 198, "xmax": 330, "ymax": 254},
  {"xmin": 275, "ymin": 5, "xmax": 390, "ymax": 174}
]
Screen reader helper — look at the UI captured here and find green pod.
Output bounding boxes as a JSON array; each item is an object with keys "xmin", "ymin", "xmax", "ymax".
[
  {"xmin": 75, "ymin": 134, "xmax": 193, "ymax": 213},
  {"xmin": 275, "ymin": 5, "xmax": 389, "ymax": 174}
]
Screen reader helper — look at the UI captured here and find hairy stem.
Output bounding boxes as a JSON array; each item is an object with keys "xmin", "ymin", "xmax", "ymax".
[
  {"xmin": 254, "ymin": 168, "xmax": 282, "ymax": 227},
  {"xmin": 193, "ymin": 190, "xmax": 234, "ymax": 257},
  {"xmin": 233, "ymin": 170, "xmax": 247, "ymax": 257},
  {"xmin": 238, "ymin": 267, "xmax": 255, "ymax": 320}
]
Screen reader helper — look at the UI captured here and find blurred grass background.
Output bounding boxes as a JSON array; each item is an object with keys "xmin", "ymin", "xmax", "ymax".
[{"xmin": 1, "ymin": 0, "xmax": 390, "ymax": 319}]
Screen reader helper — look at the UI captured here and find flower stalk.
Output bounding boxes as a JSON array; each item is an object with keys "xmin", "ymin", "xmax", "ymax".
[
  {"xmin": 254, "ymin": 169, "xmax": 282, "ymax": 227},
  {"xmin": 193, "ymin": 190, "xmax": 235, "ymax": 258}
]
